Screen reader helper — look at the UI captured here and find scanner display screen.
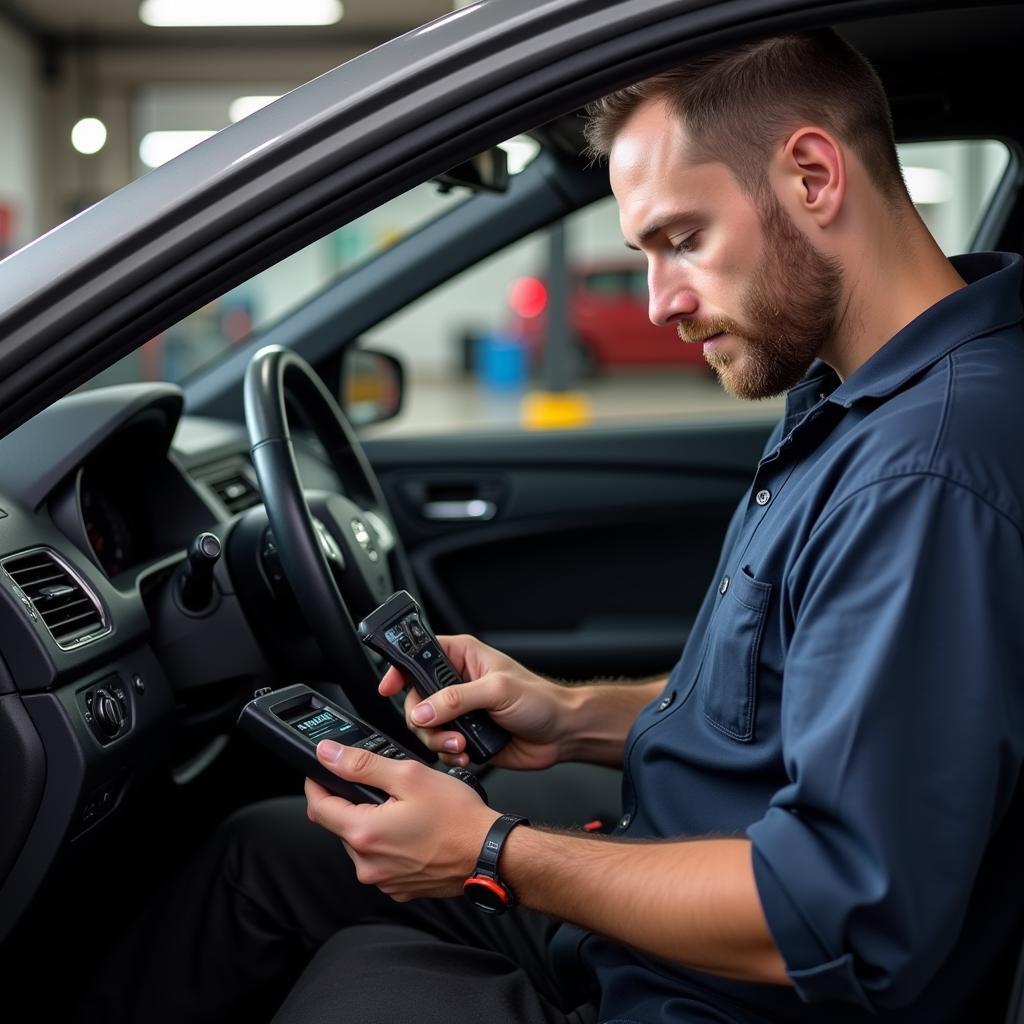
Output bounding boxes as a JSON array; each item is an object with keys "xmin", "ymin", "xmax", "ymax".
[{"xmin": 288, "ymin": 707, "xmax": 369, "ymax": 745}]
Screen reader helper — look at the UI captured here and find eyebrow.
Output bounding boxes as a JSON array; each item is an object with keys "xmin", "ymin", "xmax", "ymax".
[{"xmin": 624, "ymin": 209, "xmax": 703, "ymax": 251}]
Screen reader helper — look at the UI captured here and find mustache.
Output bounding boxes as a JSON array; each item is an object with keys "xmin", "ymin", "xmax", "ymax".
[{"xmin": 676, "ymin": 317, "xmax": 743, "ymax": 345}]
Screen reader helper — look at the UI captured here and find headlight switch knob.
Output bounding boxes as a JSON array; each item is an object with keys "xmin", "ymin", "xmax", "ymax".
[{"xmin": 93, "ymin": 687, "xmax": 126, "ymax": 738}]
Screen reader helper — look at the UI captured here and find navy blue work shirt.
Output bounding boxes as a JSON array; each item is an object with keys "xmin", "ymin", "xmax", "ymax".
[{"xmin": 567, "ymin": 252, "xmax": 1024, "ymax": 1023}]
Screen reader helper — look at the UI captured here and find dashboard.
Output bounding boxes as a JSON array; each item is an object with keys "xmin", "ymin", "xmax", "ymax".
[{"xmin": 0, "ymin": 382, "xmax": 342, "ymax": 945}]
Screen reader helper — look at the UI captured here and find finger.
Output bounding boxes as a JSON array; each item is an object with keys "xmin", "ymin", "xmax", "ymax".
[
  {"xmin": 404, "ymin": 707, "xmax": 467, "ymax": 755},
  {"xmin": 304, "ymin": 776, "xmax": 323, "ymax": 817},
  {"xmin": 400, "ymin": 689, "xmax": 459, "ymax": 751},
  {"xmin": 440, "ymin": 733, "xmax": 465, "ymax": 755},
  {"xmin": 402, "ymin": 686, "xmax": 426, "ymax": 718},
  {"xmin": 378, "ymin": 665, "xmax": 407, "ymax": 697},
  {"xmin": 304, "ymin": 775, "xmax": 361, "ymax": 836},
  {"xmin": 414, "ymin": 731, "xmax": 468, "ymax": 761},
  {"xmin": 435, "ymin": 634, "xmax": 475, "ymax": 678},
  {"xmin": 304, "ymin": 775, "xmax": 355, "ymax": 811},
  {"xmin": 375, "ymin": 886, "xmax": 415, "ymax": 903},
  {"xmin": 408, "ymin": 673, "xmax": 509, "ymax": 729},
  {"xmin": 317, "ymin": 739, "xmax": 414, "ymax": 798}
]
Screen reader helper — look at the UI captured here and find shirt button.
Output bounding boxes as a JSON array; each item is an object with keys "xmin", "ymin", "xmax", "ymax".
[
  {"xmin": 657, "ymin": 692, "xmax": 675, "ymax": 712},
  {"xmin": 719, "ymin": 575, "xmax": 729, "ymax": 595},
  {"xmin": 618, "ymin": 813, "xmax": 632, "ymax": 830},
  {"xmin": 755, "ymin": 489, "xmax": 772, "ymax": 506}
]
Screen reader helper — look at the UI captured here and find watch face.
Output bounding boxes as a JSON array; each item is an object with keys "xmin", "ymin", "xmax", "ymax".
[{"xmin": 463, "ymin": 876, "xmax": 509, "ymax": 914}]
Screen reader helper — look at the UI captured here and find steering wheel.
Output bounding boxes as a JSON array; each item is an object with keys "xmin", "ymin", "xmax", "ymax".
[{"xmin": 243, "ymin": 344, "xmax": 420, "ymax": 741}]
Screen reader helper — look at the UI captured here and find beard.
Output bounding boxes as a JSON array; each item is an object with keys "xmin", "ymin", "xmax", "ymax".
[{"xmin": 676, "ymin": 191, "xmax": 843, "ymax": 400}]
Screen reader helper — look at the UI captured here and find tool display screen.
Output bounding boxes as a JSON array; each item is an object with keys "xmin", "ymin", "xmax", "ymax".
[{"xmin": 288, "ymin": 707, "xmax": 369, "ymax": 745}]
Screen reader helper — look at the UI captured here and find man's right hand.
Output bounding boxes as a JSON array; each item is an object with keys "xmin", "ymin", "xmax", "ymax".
[{"xmin": 377, "ymin": 634, "xmax": 576, "ymax": 770}]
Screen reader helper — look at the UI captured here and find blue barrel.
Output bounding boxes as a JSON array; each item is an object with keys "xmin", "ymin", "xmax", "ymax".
[{"xmin": 476, "ymin": 332, "xmax": 527, "ymax": 391}]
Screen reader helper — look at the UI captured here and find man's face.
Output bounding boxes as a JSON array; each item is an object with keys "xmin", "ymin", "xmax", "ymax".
[{"xmin": 609, "ymin": 99, "xmax": 842, "ymax": 399}]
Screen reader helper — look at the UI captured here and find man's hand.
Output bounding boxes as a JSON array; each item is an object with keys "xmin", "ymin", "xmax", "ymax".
[
  {"xmin": 378, "ymin": 633, "xmax": 578, "ymax": 771},
  {"xmin": 305, "ymin": 739, "xmax": 498, "ymax": 901}
]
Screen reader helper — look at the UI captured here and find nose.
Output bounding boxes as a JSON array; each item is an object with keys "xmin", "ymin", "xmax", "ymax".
[{"xmin": 647, "ymin": 263, "xmax": 698, "ymax": 326}]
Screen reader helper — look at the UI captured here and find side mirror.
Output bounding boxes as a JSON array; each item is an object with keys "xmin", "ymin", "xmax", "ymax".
[{"xmin": 340, "ymin": 349, "xmax": 404, "ymax": 427}]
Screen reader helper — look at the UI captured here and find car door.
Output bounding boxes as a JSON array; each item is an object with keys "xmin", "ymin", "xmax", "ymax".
[{"xmin": 363, "ymin": 419, "xmax": 770, "ymax": 682}]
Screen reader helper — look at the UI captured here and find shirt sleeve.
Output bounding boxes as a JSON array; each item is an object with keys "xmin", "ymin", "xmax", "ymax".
[{"xmin": 746, "ymin": 472, "xmax": 1024, "ymax": 1010}]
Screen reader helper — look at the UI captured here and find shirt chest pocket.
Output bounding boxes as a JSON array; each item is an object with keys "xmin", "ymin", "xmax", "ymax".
[{"xmin": 699, "ymin": 567, "xmax": 773, "ymax": 742}]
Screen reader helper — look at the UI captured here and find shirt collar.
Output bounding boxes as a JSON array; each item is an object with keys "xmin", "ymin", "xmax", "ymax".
[
  {"xmin": 783, "ymin": 361, "xmax": 838, "ymax": 427},
  {"xmin": 827, "ymin": 251, "xmax": 1023, "ymax": 408}
]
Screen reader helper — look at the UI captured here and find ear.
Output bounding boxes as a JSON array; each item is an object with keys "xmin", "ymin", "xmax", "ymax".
[{"xmin": 774, "ymin": 128, "xmax": 845, "ymax": 228}]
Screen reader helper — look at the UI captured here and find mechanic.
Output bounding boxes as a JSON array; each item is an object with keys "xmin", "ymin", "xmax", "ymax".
[{"xmin": 74, "ymin": 28, "xmax": 1024, "ymax": 1024}]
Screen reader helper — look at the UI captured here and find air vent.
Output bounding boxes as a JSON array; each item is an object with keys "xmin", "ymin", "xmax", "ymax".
[
  {"xmin": 2, "ymin": 549, "xmax": 109, "ymax": 649},
  {"xmin": 206, "ymin": 470, "xmax": 261, "ymax": 514}
]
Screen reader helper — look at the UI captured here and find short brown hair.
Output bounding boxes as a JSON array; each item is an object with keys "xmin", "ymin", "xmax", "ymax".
[{"xmin": 584, "ymin": 29, "xmax": 908, "ymax": 206}]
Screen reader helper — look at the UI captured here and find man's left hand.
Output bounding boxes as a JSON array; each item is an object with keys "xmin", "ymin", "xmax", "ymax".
[{"xmin": 305, "ymin": 740, "xmax": 499, "ymax": 902}]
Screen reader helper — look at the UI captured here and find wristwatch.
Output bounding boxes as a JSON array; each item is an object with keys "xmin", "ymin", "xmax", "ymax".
[{"xmin": 463, "ymin": 813, "xmax": 529, "ymax": 914}]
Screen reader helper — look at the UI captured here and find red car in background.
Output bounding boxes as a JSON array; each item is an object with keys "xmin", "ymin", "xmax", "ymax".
[{"xmin": 506, "ymin": 261, "xmax": 709, "ymax": 373}]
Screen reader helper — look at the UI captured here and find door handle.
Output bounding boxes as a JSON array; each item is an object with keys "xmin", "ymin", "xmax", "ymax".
[{"xmin": 421, "ymin": 499, "xmax": 497, "ymax": 522}]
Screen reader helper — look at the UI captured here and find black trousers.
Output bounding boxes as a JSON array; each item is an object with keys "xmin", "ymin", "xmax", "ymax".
[{"xmin": 71, "ymin": 796, "xmax": 599, "ymax": 1024}]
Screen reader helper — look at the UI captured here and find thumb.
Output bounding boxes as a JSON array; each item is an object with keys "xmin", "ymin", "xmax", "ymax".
[
  {"xmin": 316, "ymin": 741, "xmax": 407, "ymax": 796},
  {"xmin": 409, "ymin": 675, "xmax": 499, "ymax": 727}
]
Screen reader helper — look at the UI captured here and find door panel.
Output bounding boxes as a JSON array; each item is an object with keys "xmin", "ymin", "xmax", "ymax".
[{"xmin": 364, "ymin": 419, "xmax": 772, "ymax": 681}]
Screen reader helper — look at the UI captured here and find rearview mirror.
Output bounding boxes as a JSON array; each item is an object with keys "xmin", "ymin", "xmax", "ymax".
[
  {"xmin": 434, "ymin": 147, "xmax": 509, "ymax": 194},
  {"xmin": 341, "ymin": 349, "xmax": 404, "ymax": 427}
]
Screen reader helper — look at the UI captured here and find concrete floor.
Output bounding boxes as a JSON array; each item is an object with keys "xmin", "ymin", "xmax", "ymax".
[{"xmin": 369, "ymin": 367, "xmax": 786, "ymax": 437}]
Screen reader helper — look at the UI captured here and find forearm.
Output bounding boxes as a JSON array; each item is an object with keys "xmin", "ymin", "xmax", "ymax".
[
  {"xmin": 556, "ymin": 676, "xmax": 667, "ymax": 766},
  {"xmin": 501, "ymin": 827, "xmax": 789, "ymax": 985}
]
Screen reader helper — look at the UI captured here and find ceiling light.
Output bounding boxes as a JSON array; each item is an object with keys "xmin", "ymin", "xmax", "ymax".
[
  {"xmin": 139, "ymin": 0, "xmax": 343, "ymax": 28},
  {"xmin": 139, "ymin": 130, "xmax": 218, "ymax": 168},
  {"xmin": 905, "ymin": 166, "xmax": 953, "ymax": 205},
  {"xmin": 71, "ymin": 118, "xmax": 108, "ymax": 155},
  {"xmin": 229, "ymin": 95, "xmax": 281, "ymax": 122}
]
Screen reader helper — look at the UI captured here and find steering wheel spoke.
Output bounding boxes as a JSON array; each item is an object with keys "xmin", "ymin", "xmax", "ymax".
[{"xmin": 362, "ymin": 508, "xmax": 398, "ymax": 555}]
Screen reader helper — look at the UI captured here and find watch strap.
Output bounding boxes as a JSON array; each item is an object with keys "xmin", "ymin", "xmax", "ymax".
[
  {"xmin": 463, "ymin": 814, "xmax": 528, "ymax": 914},
  {"xmin": 473, "ymin": 813, "xmax": 528, "ymax": 879}
]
